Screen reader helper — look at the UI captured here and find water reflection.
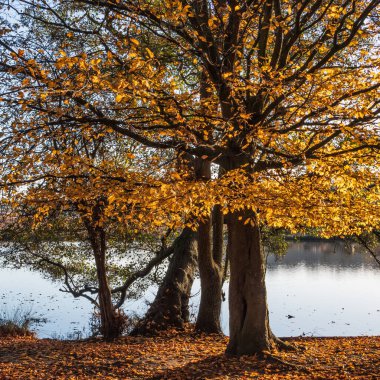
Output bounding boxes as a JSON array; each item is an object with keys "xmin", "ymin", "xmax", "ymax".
[
  {"xmin": 0, "ymin": 267, "xmax": 92, "ymax": 339},
  {"xmin": 264, "ymin": 241, "xmax": 380, "ymax": 337},
  {"xmin": 268, "ymin": 241, "xmax": 379, "ymax": 270},
  {"xmin": 0, "ymin": 241, "xmax": 379, "ymax": 338}
]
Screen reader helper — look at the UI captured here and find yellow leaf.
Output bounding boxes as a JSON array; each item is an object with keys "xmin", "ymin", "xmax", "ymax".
[
  {"xmin": 130, "ymin": 38, "xmax": 140, "ymax": 46},
  {"xmin": 115, "ymin": 94, "xmax": 124, "ymax": 102},
  {"xmin": 222, "ymin": 72, "xmax": 233, "ymax": 79},
  {"xmin": 146, "ymin": 48, "xmax": 154, "ymax": 59}
]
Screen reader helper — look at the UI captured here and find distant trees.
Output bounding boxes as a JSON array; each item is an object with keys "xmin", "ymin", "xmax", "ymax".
[{"xmin": 1, "ymin": 0, "xmax": 379, "ymax": 355}]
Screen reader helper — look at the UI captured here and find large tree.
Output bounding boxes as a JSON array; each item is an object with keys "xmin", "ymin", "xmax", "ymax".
[{"xmin": 1, "ymin": 0, "xmax": 379, "ymax": 355}]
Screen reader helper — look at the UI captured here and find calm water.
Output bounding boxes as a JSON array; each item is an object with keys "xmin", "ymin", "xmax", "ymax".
[{"xmin": 0, "ymin": 241, "xmax": 379, "ymax": 338}]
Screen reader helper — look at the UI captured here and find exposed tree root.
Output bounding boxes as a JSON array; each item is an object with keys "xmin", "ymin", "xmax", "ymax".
[
  {"xmin": 273, "ymin": 336, "xmax": 302, "ymax": 352},
  {"xmin": 269, "ymin": 329, "xmax": 304, "ymax": 351},
  {"xmin": 263, "ymin": 352, "xmax": 310, "ymax": 373}
]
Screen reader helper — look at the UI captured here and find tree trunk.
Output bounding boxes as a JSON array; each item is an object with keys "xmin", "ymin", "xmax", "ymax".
[
  {"xmin": 226, "ymin": 210, "xmax": 273, "ymax": 355},
  {"xmin": 195, "ymin": 205, "xmax": 223, "ymax": 333},
  {"xmin": 194, "ymin": 146, "xmax": 224, "ymax": 333},
  {"xmin": 131, "ymin": 227, "xmax": 197, "ymax": 335},
  {"xmin": 87, "ymin": 226, "xmax": 123, "ymax": 340}
]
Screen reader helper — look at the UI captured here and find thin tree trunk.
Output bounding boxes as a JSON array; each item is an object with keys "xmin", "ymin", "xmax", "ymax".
[
  {"xmin": 131, "ymin": 227, "xmax": 197, "ymax": 335},
  {"xmin": 194, "ymin": 144, "xmax": 224, "ymax": 333},
  {"xmin": 181, "ymin": 261, "xmax": 196, "ymax": 323},
  {"xmin": 195, "ymin": 204, "xmax": 224, "ymax": 333},
  {"xmin": 87, "ymin": 225, "xmax": 123, "ymax": 340},
  {"xmin": 226, "ymin": 210, "xmax": 274, "ymax": 355}
]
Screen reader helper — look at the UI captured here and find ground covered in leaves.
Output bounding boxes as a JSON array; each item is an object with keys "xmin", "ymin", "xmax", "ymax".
[{"xmin": 0, "ymin": 330, "xmax": 379, "ymax": 379}]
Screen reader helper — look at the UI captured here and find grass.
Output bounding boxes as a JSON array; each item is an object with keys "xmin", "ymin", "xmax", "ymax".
[{"xmin": 0, "ymin": 307, "xmax": 42, "ymax": 337}]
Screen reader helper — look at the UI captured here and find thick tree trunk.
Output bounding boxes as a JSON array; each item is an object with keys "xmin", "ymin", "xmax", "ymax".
[
  {"xmin": 226, "ymin": 210, "xmax": 273, "ymax": 355},
  {"xmin": 195, "ymin": 205, "xmax": 224, "ymax": 333},
  {"xmin": 87, "ymin": 226, "xmax": 123, "ymax": 340},
  {"xmin": 131, "ymin": 227, "xmax": 197, "ymax": 335}
]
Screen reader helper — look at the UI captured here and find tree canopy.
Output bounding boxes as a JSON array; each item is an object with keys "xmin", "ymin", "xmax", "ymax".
[{"xmin": 1, "ymin": 0, "xmax": 378, "ymax": 236}]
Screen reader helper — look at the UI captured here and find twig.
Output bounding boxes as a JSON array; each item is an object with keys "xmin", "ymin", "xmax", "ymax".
[{"xmin": 356, "ymin": 235, "xmax": 380, "ymax": 267}]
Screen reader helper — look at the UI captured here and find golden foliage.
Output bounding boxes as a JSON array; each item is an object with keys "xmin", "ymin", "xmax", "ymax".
[{"xmin": 0, "ymin": 0, "xmax": 379, "ymax": 235}]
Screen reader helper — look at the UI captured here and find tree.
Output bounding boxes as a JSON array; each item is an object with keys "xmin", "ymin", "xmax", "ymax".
[
  {"xmin": 0, "ymin": 111, "xmax": 181, "ymax": 339},
  {"xmin": 0, "ymin": 23, "xmax": 180, "ymax": 338},
  {"xmin": 1, "ymin": 4, "xmax": 226, "ymax": 336},
  {"xmin": 0, "ymin": 5, "xmax": 200, "ymax": 338},
  {"xmin": 1, "ymin": 0, "xmax": 380, "ymax": 355}
]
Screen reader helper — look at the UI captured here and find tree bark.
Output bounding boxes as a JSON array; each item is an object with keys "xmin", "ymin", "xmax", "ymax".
[
  {"xmin": 226, "ymin": 210, "xmax": 273, "ymax": 355},
  {"xmin": 87, "ymin": 225, "xmax": 123, "ymax": 340},
  {"xmin": 195, "ymin": 205, "xmax": 224, "ymax": 333},
  {"xmin": 194, "ymin": 149, "xmax": 224, "ymax": 334},
  {"xmin": 131, "ymin": 227, "xmax": 197, "ymax": 335}
]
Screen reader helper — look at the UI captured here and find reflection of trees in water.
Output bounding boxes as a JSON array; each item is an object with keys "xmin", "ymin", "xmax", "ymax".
[{"xmin": 267, "ymin": 242, "xmax": 379, "ymax": 270}]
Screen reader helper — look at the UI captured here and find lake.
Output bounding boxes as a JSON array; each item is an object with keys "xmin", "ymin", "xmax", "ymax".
[{"xmin": 0, "ymin": 241, "xmax": 379, "ymax": 339}]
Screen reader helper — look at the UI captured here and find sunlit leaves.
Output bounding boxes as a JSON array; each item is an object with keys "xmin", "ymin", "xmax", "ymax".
[{"xmin": 0, "ymin": 0, "xmax": 379, "ymax": 239}]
